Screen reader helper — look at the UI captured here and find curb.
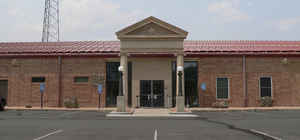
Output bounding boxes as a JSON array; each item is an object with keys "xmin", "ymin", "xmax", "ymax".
[
  {"xmin": 191, "ymin": 108, "xmax": 300, "ymax": 112},
  {"xmin": 5, "ymin": 108, "xmax": 115, "ymax": 112}
]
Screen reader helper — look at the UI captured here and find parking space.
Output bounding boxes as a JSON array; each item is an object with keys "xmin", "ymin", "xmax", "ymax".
[
  {"xmin": 1, "ymin": 110, "xmax": 300, "ymax": 140},
  {"xmin": 0, "ymin": 110, "xmax": 107, "ymax": 120},
  {"xmin": 193, "ymin": 110, "xmax": 300, "ymax": 140}
]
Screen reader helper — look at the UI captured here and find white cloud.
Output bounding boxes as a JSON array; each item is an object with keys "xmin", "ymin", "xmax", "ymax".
[
  {"xmin": 208, "ymin": 0, "xmax": 249, "ymax": 23},
  {"xmin": 275, "ymin": 18, "xmax": 300, "ymax": 31},
  {"xmin": 60, "ymin": 0, "xmax": 146, "ymax": 40}
]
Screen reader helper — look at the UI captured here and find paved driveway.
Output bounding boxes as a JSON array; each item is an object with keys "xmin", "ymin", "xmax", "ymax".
[
  {"xmin": 0, "ymin": 110, "xmax": 299, "ymax": 140},
  {"xmin": 193, "ymin": 110, "xmax": 300, "ymax": 140}
]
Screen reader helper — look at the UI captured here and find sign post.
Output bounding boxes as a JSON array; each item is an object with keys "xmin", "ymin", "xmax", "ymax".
[
  {"xmin": 40, "ymin": 83, "xmax": 45, "ymax": 108},
  {"xmin": 97, "ymin": 84, "xmax": 103, "ymax": 109}
]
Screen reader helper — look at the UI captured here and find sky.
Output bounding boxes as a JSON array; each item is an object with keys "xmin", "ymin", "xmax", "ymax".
[{"xmin": 0, "ymin": 0, "xmax": 300, "ymax": 42}]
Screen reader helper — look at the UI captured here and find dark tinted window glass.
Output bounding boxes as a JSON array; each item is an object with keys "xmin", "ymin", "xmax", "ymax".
[
  {"xmin": 106, "ymin": 62, "xmax": 120, "ymax": 81},
  {"xmin": 32, "ymin": 77, "xmax": 45, "ymax": 83},
  {"xmin": 74, "ymin": 77, "xmax": 89, "ymax": 83},
  {"xmin": 260, "ymin": 77, "xmax": 271, "ymax": 97},
  {"xmin": 106, "ymin": 62, "xmax": 120, "ymax": 107},
  {"xmin": 216, "ymin": 78, "xmax": 229, "ymax": 99},
  {"xmin": 184, "ymin": 61, "xmax": 198, "ymax": 106}
]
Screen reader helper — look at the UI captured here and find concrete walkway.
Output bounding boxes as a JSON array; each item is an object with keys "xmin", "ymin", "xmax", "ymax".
[
  {"xmin": 190, "ymin": 106, "xmax": 300, "ymax": 112},
  {"xmin": 5, "ymin": 106, "xmax": 300, "ymax": 112},
  {"xmin": 134, "ymin": 108, "xmax": 170, "ymax": 117},
  {"xmin": 5, "ymin": 106, "xmax": 116, "ymax": 111},
  {"xmin": 106, "ymin": 108, "xmax": 199, "ymax": 117}
]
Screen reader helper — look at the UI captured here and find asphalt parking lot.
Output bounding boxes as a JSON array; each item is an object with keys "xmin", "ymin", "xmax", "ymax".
[{"xmin": 0, "ymin": 110, "xmax": 299, "ymax": 140}]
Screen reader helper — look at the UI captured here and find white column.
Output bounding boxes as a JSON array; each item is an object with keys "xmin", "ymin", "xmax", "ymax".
[
  {"xmin": 176, "ymin": 53, "xmax": 184, "ymax": 96},
  {"xmin": 120, "ymin": 53, "xmax": 128, "ymax": 106}
]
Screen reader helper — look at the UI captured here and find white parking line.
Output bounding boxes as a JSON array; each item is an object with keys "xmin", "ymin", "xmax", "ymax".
[
  {"xmin": 250, "ymin": 129, "xmax": 282, "ymax": 140},
  {"xmin": 154, "ymin": 129, "xmax": 158, "ymax": 140},
  {"xmin": 33, "ymin": 130, "xmax": 63, "ymax": 140}
]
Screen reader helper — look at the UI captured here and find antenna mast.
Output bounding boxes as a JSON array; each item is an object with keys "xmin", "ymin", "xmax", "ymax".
[{"xmin": 42, "ymin": 0, "xmax": 60, "ymax": 42}]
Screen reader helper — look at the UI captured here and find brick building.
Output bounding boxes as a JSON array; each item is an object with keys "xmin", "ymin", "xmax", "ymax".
[{"xmin": 1, "ymin": 16, "xmax": 300, "ymax": 108}]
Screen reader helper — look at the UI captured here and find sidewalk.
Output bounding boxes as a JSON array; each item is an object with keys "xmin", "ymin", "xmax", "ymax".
[
  {"xmin": 5, "ymin": 106, "xmax": 300, "ymax": 112},
  {"xmin": 190, "ymin": 106, "xmax": 300, "ymax": 112},
  {"xmin": 5, "ymin": 106, "xmax": 116, "ymax": 111}
]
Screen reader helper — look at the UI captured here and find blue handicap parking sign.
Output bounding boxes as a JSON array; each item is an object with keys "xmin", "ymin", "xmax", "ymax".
[
  {"xmin": 40, "ymin": 83, "xmax": 45, "ymax": 93},
  {"xmin": 201, "ymin": 83, "xmax": 206, "ymax": 91},
  {"xmin": 97, "ymin": 84, "xmax": 103, "ymax": 94}
]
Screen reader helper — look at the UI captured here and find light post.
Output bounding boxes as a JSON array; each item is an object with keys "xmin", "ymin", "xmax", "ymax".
[
  {"xmin": 118, "ymin": 66, "xmax": 124, "ymax": 96},
  {"xmin": 117, "ymin": 66, "xmax": 126, "ymax": 112},
  {"xmin": 177, "ymin": 66, "xmax": 183, "ymax": 96},
  {"xmin": 176, "ymin": 66, "xmax": 185, "ymax": 112}
]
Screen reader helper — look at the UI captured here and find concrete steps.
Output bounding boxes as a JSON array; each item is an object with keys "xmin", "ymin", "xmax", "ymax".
[{"xmin": 106, "ymin": 108, "xmax": 199, "ymax": 117}]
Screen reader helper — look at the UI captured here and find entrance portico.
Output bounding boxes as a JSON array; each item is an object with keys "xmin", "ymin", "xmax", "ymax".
[{"xmin": 115, "ymin": 16, "xmax": 188, "ymax": 110}]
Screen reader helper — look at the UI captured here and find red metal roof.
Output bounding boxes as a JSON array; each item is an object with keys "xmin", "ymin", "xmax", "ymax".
[{"xmin": 1, "ymin": 40, "xmax": 300, "ymax": 57}]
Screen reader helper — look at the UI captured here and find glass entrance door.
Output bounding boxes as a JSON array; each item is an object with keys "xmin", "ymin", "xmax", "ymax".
[{"xmin": 140, "ymin": 80, "xmax": 164, "ymax": 107}]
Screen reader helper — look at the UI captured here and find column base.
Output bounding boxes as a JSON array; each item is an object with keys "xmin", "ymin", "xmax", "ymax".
[
  {"xmin": 117, "ymin": 96, "xmax": 126, "ymax": 112},
  {"xmin": 176, "ymin": 96, "xmax": 185, "ymax": 112}
]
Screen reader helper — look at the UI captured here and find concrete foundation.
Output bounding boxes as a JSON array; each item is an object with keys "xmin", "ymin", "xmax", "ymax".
[
  {"xmin": 176, "ymin": 96, "xmax": 185, "ymax": 112},
  {"xmin": 117, "ymin": 96, "xmax": 126, "ymax": 112}
]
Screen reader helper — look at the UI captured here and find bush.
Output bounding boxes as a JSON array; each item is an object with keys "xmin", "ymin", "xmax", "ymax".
[
  {"xmin": 212, "ymin": 100, "xmax": 229, "ymax": 108},
  {"xmin": 64, "ymin": 97, "xmax": 79, "ymax": 108},
  {"xmin": 25, "ymin": 105, "xmax": 32, "ymax": 108},
  {"xmin": 260, "ymin": 96, "xmax": 273, "ymax": 107}
]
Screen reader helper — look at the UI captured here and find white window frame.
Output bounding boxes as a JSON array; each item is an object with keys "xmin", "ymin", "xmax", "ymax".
[
  {"xmin": 216, "ymin": 77, "xmax": 230, "ymax": 100},
  {"xmin": 259, "ymin": 77, "xmax": 272, "ymax": 98}
]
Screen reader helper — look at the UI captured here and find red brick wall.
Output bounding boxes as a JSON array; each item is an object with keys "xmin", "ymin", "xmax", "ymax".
[
  {"xmin": 61, "ymin": 57, "xmax": 106, "ymax": 107},
  {"xmin": 197, "ymin": 57, "xmax": 244, "ymax": 107},
  {"xmin": 0, "ymin": 57, "xmax": 106, "ymax": 107},
  {"xmin": 1, "ymin": 56, "xmax": 300, "ymax": 108},
  {"xmin": 197, "ymin": 56, "xmax": 300, "ymax": 107}
]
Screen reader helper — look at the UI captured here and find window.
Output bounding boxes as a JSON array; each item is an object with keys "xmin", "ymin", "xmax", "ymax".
[
  {"xmin": 216, "ymin": 78, "xmax": 229, "ymax": 99},
  {"xmin": 32, "ymin": 77, "xmax": 45, "ymax": 83},
  {"xmin": 260, "ymin": 77, "xmax": 272, "ymax": 97},
  {"xmin": 171, "ymin": 61, "xmax": 199, "ymax": 107},
  {"xmin": 106, "ymin": 62, "xmax": 120, "ymax": 107},
  {"xmin": 184, "ymin": 61, "xmax": 198, "ymax": 106},
  {"xmin": 74, "ymin": 77, "xmax": 89, "ymax": 83}
]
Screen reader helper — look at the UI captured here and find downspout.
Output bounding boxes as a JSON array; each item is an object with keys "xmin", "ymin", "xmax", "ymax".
[
  {"xmin": 243, "ymin": 55, "xmax": 248, "ymax": 107},
  {"xmin": 58, "ymin": 56, "xmax": 62, "ymax": 107}
]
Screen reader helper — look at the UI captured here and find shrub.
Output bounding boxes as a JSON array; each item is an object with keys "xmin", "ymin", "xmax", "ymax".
[
  {"xmin": 64, "ymin": 97, "xmax": 79, "ymax": 108},
  {"xmin": 25, "ymin": 105, "xmax": 32, "ymax": 108},
  {"xmin": 260, "ymin": 96, "xmax": 273, "ymax": 107},
  {"xmin": 212, "ymin": 100, "xmax": 229, "ymax": 108}
]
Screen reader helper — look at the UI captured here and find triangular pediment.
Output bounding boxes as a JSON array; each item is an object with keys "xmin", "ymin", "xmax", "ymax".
[{"xmin": 116, "ymin": 16, "xmax": 188, "ymax": 40}]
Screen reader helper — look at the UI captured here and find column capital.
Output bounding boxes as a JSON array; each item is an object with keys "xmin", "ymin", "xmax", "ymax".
[
  {"xmin": 119, "ymin": 52, "xmax": 130, "ymax": 57},
  {"xmin": 174, "ymin": 52, "xmax": 185, "ymax": 57}
]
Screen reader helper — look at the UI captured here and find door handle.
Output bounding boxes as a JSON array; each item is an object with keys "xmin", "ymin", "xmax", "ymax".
[
  {"xmin": 154, "ymin": 95, "xmax": 158, "ymax": 99},
  {"xmin": 147, "ymin": 95, "xmax": 151, "ymax": 100}
]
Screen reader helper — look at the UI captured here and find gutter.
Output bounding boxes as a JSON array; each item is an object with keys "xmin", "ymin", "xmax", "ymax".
[
  {"xmin": 243, "ymin": 55, "xmax": 248, "ymax": 107},
  {"xmin": 58, "ymin": 56, "xmax": 63, "ymax": 107}
]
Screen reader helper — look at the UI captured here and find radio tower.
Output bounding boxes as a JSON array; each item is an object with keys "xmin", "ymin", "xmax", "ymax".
[{"xmin": 42, "ymin": 0, "xmax": 60, "ymax": 42}]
